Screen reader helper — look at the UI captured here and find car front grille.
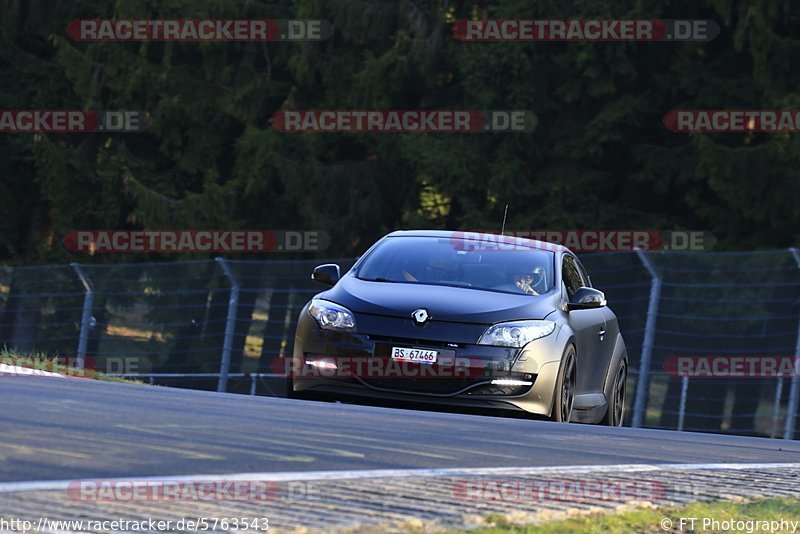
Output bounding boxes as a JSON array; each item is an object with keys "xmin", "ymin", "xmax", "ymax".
[{"xmin": 358, "ymin": 375, "xmax": 486, "ymax": 395}]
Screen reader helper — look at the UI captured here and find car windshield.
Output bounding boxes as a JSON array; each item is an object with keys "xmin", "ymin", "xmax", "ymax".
[{"xmin": 356, "ymin": 236, "xmax": 554, "ymax": 295}]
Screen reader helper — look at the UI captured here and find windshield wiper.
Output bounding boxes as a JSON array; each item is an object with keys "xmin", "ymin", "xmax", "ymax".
[{"xmin": 360, "ymin": 277, "xmax": 397, "ymax": 283}]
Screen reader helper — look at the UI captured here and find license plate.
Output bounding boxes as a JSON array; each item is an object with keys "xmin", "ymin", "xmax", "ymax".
[{"xmin": 391, "ymin": 347, "xmax": 438, "ymax": 364}]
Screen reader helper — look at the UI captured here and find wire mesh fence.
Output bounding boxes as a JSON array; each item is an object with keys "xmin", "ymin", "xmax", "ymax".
[
  {"xmin": 1, "ymin": 250, "xmax": 798, "ymax": 439},
  {"xmin": 580, "ymin": 248, "xmax": 800, "ymax": 439}
]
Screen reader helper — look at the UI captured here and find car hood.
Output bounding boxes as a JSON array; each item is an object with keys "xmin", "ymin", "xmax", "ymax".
[{"xmin": 318, "ymin": 275, "xmax": 559, "ymax": 324}]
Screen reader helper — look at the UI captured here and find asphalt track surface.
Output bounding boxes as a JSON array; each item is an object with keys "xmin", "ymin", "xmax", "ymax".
[{"xmin": 2, "ymin": 376, "xmax": 800, "ymax": 484}]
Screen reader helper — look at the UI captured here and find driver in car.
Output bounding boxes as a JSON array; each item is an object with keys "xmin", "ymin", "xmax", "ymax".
[{"xmin": 515, "ymin": 266, "xmax": 545, "ymax": 295}]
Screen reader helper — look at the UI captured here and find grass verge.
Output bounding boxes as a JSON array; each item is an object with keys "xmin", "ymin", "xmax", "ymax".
[
  {"xmin": 466, "ymin": 497, "xmax": 800, "ymax": 533},
  {"xmin": 0, "ymin": 347, "xmax": 143, "ymax": 383}
]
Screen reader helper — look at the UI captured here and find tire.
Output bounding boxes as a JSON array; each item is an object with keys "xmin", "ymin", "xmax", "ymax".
[
  {"xmin": 600, "ymin": 359, "xmax": 627, "ymax": 426},
  {"xmin": 284, "ymin": 356, "xmax": 307, "ymax": 399},
  {"xmin": 285, "ymin": 375, "xmax": 294, "ymax": 398},
  {"xmin": 285, "ymin": 370, "xmax": 300, "ymax": 399},
  {"xmin": 286, "ymin": 379, "xmax": 308, "ymax": 400},
  {"xmin": 552, "ymin": 345, "xmax": 576, "ymax": 423}
]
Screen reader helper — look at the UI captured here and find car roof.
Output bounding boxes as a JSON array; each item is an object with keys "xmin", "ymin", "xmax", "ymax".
[{"xmin": 384, "ymin": 229, "xmax": 570, "ymax": 255}]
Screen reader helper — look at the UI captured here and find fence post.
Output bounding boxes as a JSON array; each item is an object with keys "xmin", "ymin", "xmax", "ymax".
[
  {"xmin": 785, "ymin": 247, "xmax": 800, "ymax": 439},
  {"xmin": 70, "ymin": 263, "xmax": 93, "ymax": 369},
  {"xmin": 632, "ymin": 249, "xmax": 662, "ymax": 428},
  {"xmin": 215, "ymin": 257, "xmax": 239, "ymax": 393},
  {"xmin": 773, "ymin": 375, "xmax": 784, "ymax": 439},
  {"xmin": 677, "ymin": 375, "xmax": 688, "ymax": 432}
]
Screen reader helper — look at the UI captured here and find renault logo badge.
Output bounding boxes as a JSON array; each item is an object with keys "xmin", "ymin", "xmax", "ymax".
[{"xmin": 412, "ymin": 308, "xmax": 430, "ymax": 325}]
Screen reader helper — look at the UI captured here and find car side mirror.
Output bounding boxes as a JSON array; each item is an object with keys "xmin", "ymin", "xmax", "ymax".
[
  {"xmin": 312, "ymin": 264, "xmax": 340, "ymax": 287},
  {"xmin": 567, "ymin": 287, "xmax": 606, "ymax": 310}
]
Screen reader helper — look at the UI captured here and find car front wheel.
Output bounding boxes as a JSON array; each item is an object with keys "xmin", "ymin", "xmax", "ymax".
[
  {"xmin": 552, "ymin": 345, "xmax": 576, "ymax": 423},
  {"xmin": 600, "ymin": 359, "xmax": 626, "ymax": 426}
]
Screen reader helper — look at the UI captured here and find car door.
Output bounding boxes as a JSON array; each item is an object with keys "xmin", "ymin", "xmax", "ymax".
[
  {"xmin": 576, "ymin": 257, "xmax": 616, "ymax": 393},
  {"xmin": 562, "ymin": 254, "xmax": 607, "ymax": 394}
]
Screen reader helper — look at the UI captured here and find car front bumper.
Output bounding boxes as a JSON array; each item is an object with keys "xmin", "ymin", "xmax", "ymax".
[{"xmin": 291, "ymin": 306, "xmax": 571, "ymax": 417}]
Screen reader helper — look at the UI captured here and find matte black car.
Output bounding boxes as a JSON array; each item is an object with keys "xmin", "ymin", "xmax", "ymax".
[{"xmin": 291, "ymin": 230, "xmax": 628, "ymax": 425}]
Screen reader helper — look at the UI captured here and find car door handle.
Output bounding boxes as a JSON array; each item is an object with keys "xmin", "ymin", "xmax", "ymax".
[{"xmin": 598, "ymin": 329, "xmax": 606, "ymax": 340}]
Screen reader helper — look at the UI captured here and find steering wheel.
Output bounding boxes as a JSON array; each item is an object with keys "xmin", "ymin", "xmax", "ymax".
[{"xmin": 530, "ymin": 267, "xmax": 548, "ymax": 294}]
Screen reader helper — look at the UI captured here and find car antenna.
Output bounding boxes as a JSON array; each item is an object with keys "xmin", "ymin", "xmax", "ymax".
[{"xmin": 500, "ymin": 204, "xmax": 509, "ymax": 236}]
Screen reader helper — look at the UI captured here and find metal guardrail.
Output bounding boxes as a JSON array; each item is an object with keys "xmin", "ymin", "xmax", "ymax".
[{"xmin": 106, "ymin": 372, "xmax": 286, "ymax": 396}]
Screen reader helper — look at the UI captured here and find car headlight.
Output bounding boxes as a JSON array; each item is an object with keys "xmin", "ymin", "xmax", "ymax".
[
  {"xmin": 308, "ymin": 299, "xmax": 356, "ymax": 331},
  {"xmin": 478, "ymin": 320, "xmax": 555, "ymax": 348}
]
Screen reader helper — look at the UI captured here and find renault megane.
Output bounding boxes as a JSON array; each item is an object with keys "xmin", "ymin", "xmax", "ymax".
[{"xmin": 291, "ymin": 230, "xmax": 628, "ymax": 425}]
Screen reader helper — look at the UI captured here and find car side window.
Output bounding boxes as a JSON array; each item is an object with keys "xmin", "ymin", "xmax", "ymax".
[{"xmin": 562, "ymin": 255, "xmax": 584, "ymax": 299}]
